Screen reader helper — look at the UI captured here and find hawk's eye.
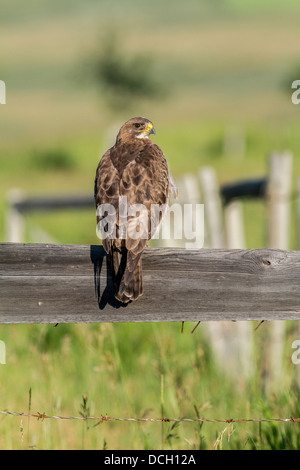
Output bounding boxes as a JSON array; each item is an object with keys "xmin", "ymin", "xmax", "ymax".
[{"xmin": 134, "ymin": 123, "xmax": 141, "ymax": 128}]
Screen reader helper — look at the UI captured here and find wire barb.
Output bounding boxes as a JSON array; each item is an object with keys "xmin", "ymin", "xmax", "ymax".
[
  {"xmin": 254, "ymin": 320, "xmax": 265, "ymax": 331},
  {"xmin": 190, "ymin": 321, "xmax": 201, "ymax": 334}
]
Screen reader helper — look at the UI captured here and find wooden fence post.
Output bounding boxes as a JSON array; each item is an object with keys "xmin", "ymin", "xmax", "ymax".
[
  {"xmin": 5, "ymin": 189, "xmax": 26, "ymax": 243},
  {"xmin": 267, "ymin": 152, "xmax": 293, "ymax": 392},
  {"xmin": 267, "ymin": 151, "xmax": 293, "ymax": 249},
  {"xmin": 224, "ymin": 201, "xmax": 246, "ymax": 249},
  {"xmin": 181, "ymin": 173, "xmax": 203, "ymax": 249},
  {"xmin": 158, "ymin": 177, "xmax": 183, "ymax": 248},
  {"xmin": 198, "ymin": 167, "xmax": 225, "ymax": 249},
  {"xmin": 224, "ymin": 200, "xmax": 253, "ymax": 380},
  {"xmin": 199, "ymin": 168, "xmax": 252, "ymax": 380}
]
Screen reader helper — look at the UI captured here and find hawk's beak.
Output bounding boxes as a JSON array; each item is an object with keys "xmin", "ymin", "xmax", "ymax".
[{"xmin": 147, "ymin": 123, "xmax": 156, "ymax": 135}]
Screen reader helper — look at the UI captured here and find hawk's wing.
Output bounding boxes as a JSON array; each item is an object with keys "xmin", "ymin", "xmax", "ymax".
[{"xmin": 94, "ymin": 148, "xmax": 120, "ymax": 254}]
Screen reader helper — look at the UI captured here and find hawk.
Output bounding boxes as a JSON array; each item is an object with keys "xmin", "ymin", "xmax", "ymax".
[{"xmin": 94, "ymin": 117, "xmax": 176, "ymax": 303}]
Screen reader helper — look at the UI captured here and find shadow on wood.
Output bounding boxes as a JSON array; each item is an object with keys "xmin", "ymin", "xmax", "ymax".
[{"xmin": 89, "ymin": 244, "xmax": 129, "ymax": 310}]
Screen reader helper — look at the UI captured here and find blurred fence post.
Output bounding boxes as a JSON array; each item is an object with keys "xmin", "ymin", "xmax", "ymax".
[
  {"xmin": 199, "ymin": 166, "xmax": 252, "ymax": 381},
  {"xmin": 5, "ymin": 189, "xmax": 26, "ymax": 243},
  {"xmin": 267, "ymin": 151, "xmax": 293, "ymax": 249},
  {"xmin": 224, "ymin": 200, "xmax": 252, "ymax": 380},
  {"xmin": 158, "ymin": 178, "xmax": 183, "ymax": 248},
  {"xmin": 267, "ymin": 151, "xmax": 293, "ymax": 392},
  {"xmin": 181, "ymin": 173, "xmax": 202, "ymax": 249},
  {"xmin": 181, "ymin": 173, "xmax": 201, "ymax": 206},
  {"xmin": 224, "ymin": 200, "xmax": 246, "ymax": 249},
  {"xmin": 198, "ymin": 167, "xmax": 225, "ymax": 249},
  {"xmin": 198, "ymin": 167, "xmax": 226, "ymax": 375}
]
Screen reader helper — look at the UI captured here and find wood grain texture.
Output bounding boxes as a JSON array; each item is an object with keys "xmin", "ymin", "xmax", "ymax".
[{"xmin": 1, "ymin": 242, "xmax": 300, "ymax": 324}]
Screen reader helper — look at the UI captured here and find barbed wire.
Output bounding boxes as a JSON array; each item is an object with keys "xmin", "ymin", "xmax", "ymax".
[{"xmin": 0, "ymin": 410, "xmax": 299, "ymax": 424}]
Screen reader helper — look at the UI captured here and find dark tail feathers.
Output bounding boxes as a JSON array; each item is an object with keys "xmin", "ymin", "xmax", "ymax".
[{"xmin": 110, "ymin": 250, "xmax": 143, "ymax": 303}]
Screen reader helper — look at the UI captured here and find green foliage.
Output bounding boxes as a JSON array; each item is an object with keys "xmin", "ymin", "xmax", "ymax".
[
  {"xmin": 92, "ymin": 34, "xmax": 167, "ymax": 109},
  {"xmin": 30, "ymin": 148, "xmax": 76, "ymax": 171},
  {"xmin": 164, "ymin": 421, "xmax": 180, "ymax": 447},
  {"xmin": 193, "ymin": 404, "xmax": 207, "ymax": 449}
]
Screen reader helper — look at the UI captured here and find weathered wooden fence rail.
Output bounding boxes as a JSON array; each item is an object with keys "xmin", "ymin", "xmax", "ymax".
[{"xmin": 0, "ymin": 242, "xmax": 300, "ymax": 324}]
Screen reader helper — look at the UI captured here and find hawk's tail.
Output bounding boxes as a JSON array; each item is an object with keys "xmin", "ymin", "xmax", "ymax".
[{"xmin": 110, "ymin": 250, "xmax": 143, "ymax": 303}]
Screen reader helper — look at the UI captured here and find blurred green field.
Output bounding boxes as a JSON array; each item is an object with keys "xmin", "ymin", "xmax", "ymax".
[{"xmin": 1, "ymin": 0, "xmax": 300, "ymax": 450}]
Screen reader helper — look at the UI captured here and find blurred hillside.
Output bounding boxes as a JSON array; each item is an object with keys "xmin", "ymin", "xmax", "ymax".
[{"xmin": 1, "ymin": 0, "xmax": 300, "ymax": 146}]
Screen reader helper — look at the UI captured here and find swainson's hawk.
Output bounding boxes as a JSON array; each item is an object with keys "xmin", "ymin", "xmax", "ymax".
[{"xmin": 94, "ymin": 117, "xmax": 176, "ymax": 303}]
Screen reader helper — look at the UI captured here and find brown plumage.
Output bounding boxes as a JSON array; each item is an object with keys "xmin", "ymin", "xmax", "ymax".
[{"xmin": 94, "ymin": 117, "xmax": 175, "ymax": 303}]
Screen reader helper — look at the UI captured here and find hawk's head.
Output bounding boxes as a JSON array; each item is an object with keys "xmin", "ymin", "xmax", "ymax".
[{"xmin": 116, "ymin": 117, "xmax": 156, "ymax": 142}]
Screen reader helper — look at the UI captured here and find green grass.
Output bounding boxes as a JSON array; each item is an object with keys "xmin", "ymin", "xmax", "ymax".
[
  {"xmin": 1, "ymin": 0, "xmax": 300, "ymax": 450},
  {"xmin": 1, "ymin": 321, "xmax": 300, "ymax": 449}
]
